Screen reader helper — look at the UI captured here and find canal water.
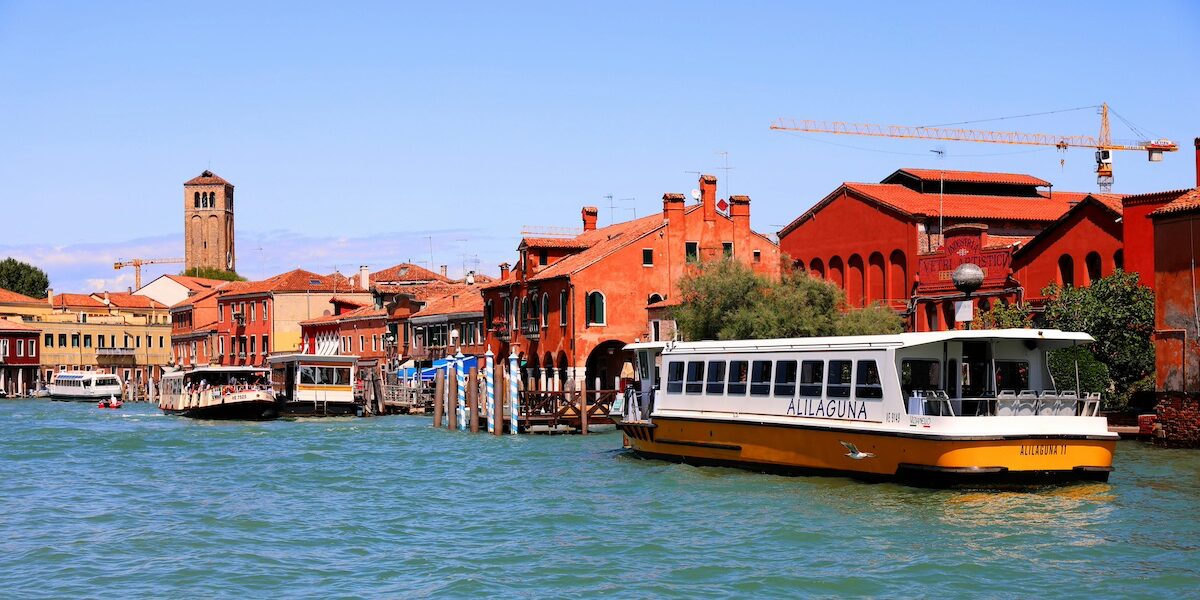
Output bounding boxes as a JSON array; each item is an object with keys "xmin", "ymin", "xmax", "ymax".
[{"xmin": 1, "ymin": 399, "xmax": 1197, "ymax": 598}]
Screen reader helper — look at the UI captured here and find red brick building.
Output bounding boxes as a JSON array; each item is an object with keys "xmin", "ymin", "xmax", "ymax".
[
  {"xmin": 170, "ymin": 282, "xmax": 238, "ymax": 368},
  {"xmin": 0, "ymin": 317, "xmax": 40, "ymax": 396},
  {"xmin": 779, "ymin": 167, "xmax": 1123, "ymax": 330},
  {"xmin": 407, "ymin": 290, "xmax": 485, "ymax": 361},
  {"xmin": 482, "ymin": 174, "xmax": 779, "ymax": 388}
]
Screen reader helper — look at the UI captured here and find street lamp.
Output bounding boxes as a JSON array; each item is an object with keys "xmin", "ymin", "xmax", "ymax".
[{"xmin": 951, "ymin": 263, "xmax": 984, "ymax": 331}]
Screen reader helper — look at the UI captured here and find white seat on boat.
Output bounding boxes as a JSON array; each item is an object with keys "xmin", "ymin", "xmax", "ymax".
[
  {"xmin": 998, "ymin": 390, "xmax": 1017, "ymax": 398},
  {"xmin": 1014, "ymin": 392, "xmax": 1039, "ymax": 416},
  {"xmin": 996, "ymin": 397, "xmax": 1018, "ymax": 416}
]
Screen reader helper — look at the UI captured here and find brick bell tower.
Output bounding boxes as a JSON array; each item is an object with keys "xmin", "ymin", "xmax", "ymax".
[{"xmin": 183, "ymin": 170, "xmax": 236, "ymax": 274}]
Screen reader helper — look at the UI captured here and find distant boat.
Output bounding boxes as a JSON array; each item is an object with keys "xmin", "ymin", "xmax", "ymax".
[
  {"xmin": 49, "ymin": 372, "xmax": 123, "ymax": 402},
  {"xmin": 98, "ymin": 395, "xmax": 122, "ymax": 409},
  {"xmin": 159, "ymin": 367, "xmax": 278, "ymax": 420}
]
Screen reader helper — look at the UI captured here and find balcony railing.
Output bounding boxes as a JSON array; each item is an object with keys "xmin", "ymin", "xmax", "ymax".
[
  {"xmin": 96, "ymin": 347, "xmax": 136, "ymax": 357},
  {"xmin": 491, "ymin": 322, "xmax": 511, "ymax": 342},
  {"xmin": 519, "ymin": 321, "xmax": 541, "ymax": 340}
]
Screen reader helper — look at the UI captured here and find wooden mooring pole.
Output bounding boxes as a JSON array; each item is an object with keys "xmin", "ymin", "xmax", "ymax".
[
  {"xmin": 432, "ymin": 370, "xmax": 445, "ymax": 428},
  {"xmin": 580, "ymin": 377, "xmax": 589, "ymax": 435},
  {"xmin": 468, "ymin": 366, "xmax": 480, "ymax": 433}
]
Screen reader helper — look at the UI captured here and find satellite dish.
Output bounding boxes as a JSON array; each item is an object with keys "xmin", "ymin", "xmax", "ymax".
[
  {"xmin": 690, "ymin": 189, "xmax": 701, "ymax": 202},
  {"xmin": 465, "ymin": 271, "xmax": 476, "ymax": 285}
]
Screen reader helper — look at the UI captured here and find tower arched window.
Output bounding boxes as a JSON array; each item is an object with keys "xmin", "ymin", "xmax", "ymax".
[
  {"xmin": 585, "ymin": 291, "xmax": 606, "ymax": 326},
  {"xmin": 194, "ymin": 192, "xmax": 200, "ymax": 208}
]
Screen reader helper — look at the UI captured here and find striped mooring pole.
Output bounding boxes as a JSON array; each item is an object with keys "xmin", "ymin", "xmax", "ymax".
[
  {"xmin": 485, "ymin": 349, "xmax": 495, "ymax": 434},
  {"xmin": 508, "ymin": 352, "xmax": 520, "ymax": 435},
  {"xmin": 455, "ymin": 350, "xmax": 467, "ymax": 431}
]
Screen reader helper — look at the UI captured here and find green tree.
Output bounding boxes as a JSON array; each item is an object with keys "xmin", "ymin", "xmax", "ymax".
[
  {"xmin": 0, "ymin": 257, "xmax": 50, "ymax": 298},
  {"xmin": 673, "ymin": 261, "xmax": 900, "ymax": 341},
  {"xmin": 1047, "ymin": 345, "xmax": 1111, "ymax": 397},
  {"xmin": 180, "ymin": 267, "xmax": 247, "ymax": 282},
  {"xmin": 1041, "ymin": 269, "xmax": 1154, "ymax": 405},
  {"xmin": 836, "ymin": 303, "xmax": 904, "ymax": 336},
  {"xmin": 972, "ymin": 302, "xmax": 1033, "ymax": 329}
]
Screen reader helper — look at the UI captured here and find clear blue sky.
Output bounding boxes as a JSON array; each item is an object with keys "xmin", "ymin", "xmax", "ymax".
[{"xmin": 1, "ymin": 1, "xmax": 1197, "ymax": 292}]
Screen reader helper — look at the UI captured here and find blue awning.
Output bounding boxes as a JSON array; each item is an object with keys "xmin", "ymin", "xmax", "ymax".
[{"xmin": 397, "ymin": 355, "xmax": 480, "ymax": 382}]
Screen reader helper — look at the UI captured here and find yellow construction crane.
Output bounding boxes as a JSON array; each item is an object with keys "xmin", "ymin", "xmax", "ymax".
[
  {"xmin": 113, "ymin": 257, "xmax": 185, "ymax": 290},
  {"xmin": 771, "ymin": 103, "xmax": 1178, "ymax": 192}
]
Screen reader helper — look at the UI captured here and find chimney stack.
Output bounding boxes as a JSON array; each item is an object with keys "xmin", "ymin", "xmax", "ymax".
[
  {"xmin": 359, "ymin": 265, "xmax": 370, "ymax": 290},
  {"xmin": 1194, "ymin": 137, "xmax": 1199, "ymax": 188},
  {"xmin": 700, "ymin": 174, "xmax": 718, "ymax": 222},
  {"xmin": 46, "ymin": 289, "xmax": 54, "ymax": 307},
  {"xmin": 499, "ymin": 262, "xmax": 510, "ymax": 280},
  {"xmin": 662, "ymin": 193, "xmax": 685, "ymax": 222},
  {"xmin": 582, "ymin": 206, "xmax": 598, "ymax": 231},
  {"xmin": 440, "ymin": 264, "xmax": 448, "ymax": 278},
  {"xmin": 730, "ymin": 195, "xmax": 751, "ymax": 231},
  {"xmin": 103, "ymin": 291, "xmax": 110, "ymax": 305}
]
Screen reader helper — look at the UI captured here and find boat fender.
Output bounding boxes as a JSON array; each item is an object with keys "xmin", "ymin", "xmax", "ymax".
[{"xmin": 222, "ymin": 386, "xmax": 233, "ymax": 396}]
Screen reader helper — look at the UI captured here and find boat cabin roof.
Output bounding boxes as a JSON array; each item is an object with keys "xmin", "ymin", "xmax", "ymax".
[
  {"xmin": 267, "ymin": 353, "xmax": 359, "ymax": 366},
  {"xmin": 162, "ymin": 366, "xmax": 270, "ymax": 379},
  {"xmin": 630, "ymin": 329, "xmax": 1093, "ymax": 355}
]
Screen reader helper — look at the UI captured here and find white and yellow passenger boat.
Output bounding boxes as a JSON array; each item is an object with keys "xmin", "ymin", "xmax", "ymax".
[
  {"xmin": 160, "ymin": 366, "xmax": 278, "ymax": 420},
  {"xmin": 612, "ymin": 329, "xmax": 1117, "ymax": 485}
]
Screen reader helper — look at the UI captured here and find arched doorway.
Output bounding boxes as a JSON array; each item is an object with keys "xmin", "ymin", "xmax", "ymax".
[{"xmin": 585, "ymin": 340, "xmax": 633, "ymax": 390}]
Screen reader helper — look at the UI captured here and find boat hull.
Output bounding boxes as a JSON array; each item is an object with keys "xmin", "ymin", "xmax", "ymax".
[
  {"xmin": 618, "ymin": 416, "xmax": 1116, "ymax": 486},
  {"xmin": 180, "ymin": 400, "xmax": 280, "ymax": 421},
  {"xmin": 280, "ymin": 401, "xmax": 359, "ymax": 418}
]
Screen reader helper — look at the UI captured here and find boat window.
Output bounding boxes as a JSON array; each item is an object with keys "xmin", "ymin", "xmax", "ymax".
[
  {"xmin": 855, "ymin": 360, "xmax": 883, "ymax": 398},
  {"xmin": 706, "ymin": 361, "xmax": 726, "ymax": 394},
  {"xmin": 727, "ymin": 360, "xmax": 749, "ymax": 395},
  {"xmin": 299, "ymin": 366, "xmax": 317, "ymax": 385},
  {"xmin": 666, "ymin": 361, "xmax": 684, "ymax": 394},
  {"xmin": 637, "ymin": 351, "xmax": 651, "ymax": 381},
  {"xmin": 750, "ymin": 361, "xmax": 772, "ymax": 396},
  {"xmin": 901, "ymin": 359, "xmax": 942, "ymax": 397},
  {"xmin": 799, "ymin": 361, "xmax": 824, "ymax": 397},
  {"xmin": 774, "ymin": 360, "xmax": 797, "ymax": 397},
  {"xmin": 827, "ymin": 360, "xmax": 852, "ymax": 398},
  {"xmin": 995, "ymin": 360, "xmax": 1030, "ymax": 392},
  {"xmin": 685, "ymin": 361, "xmax": 705, "ymax": 394}
]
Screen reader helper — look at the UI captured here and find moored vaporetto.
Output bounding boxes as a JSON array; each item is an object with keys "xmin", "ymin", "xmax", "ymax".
[{"xmin": 611, "ymin": 329, "xmax": 1118, "ymax": 486}]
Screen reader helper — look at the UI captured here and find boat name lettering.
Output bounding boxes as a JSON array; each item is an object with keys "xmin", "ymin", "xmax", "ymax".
[
  {"xmin": 910, "ymin": 416, "xmax": 931, "ymax": 427},
  {"xmin": 786, "ymin": 398, "xmax": 869, "ymax": 421},
  {"xmin": 885, "ymin": 412, "xmax": 905, "ymax": 424},
  {"xmin": 1020, "ymin": 444, "xmax": 1068, "ymax": 456}
]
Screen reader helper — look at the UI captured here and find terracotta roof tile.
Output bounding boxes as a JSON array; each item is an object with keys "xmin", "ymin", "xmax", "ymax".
[
  {"xmin": 370, "ymin": 263, "xmax": 451, "ymax": 284},
  {"xmin": 329, "ymin": 296, "xmax": 370, "ymax": 308},
  {"xmin": 0, "ymin": 318, "xmax": 40, "ymax": 332},
  {"xmin": 232, "ymin": 269, "xmax": 355, "ymax": 295},
  {"xmin": 53, "ymin": 293, "xmax": 108, "ymax": 309},
  {"xmin": 374, "ymin": 281, "xmax": 475, "ymax": 301},
  {"xmin": 0, "ymin": 288, "xmax": 41, "ymax": 304},
  {"xmin": 889, "ymin": 168, "xmax": 1051, "ymax": 187},
  {"xmin": 96, "ymin": 292, "xmax": 167, "ymax": 309},
  {"xmin": 843, "ymin": 183, "xmax": 1088, "ymax": 222},
  {"xmin": 983, "ymin": 234, "xmax": 1034, "ymax": 249},
  {"xmin": 519, "ymin": 237, "xmax": 592, "ymax": 250},
  {"xmin": 411, "ymin": 291, "xmax": 485, "ymax": 318},
  {"xmin": 300, "ymin": 305, "xmax": 387, "ymax": 326},
  {"xmin": 183, "ymin": 169, "xmax": 231, "ymax": 186},
  {"xmin": 164, "ymin": 274, "xmax": 225, "ymax": 291},
  {"xmin": 169, "ymin": 281, "xmax": 242, "ymax": 310},
  {"xmin": 1150, "ymin": 189, "xmax": 1200, "ymax": 217},
  {"xmin": 1122, "ymin": 187, "xmax": 1194, "ymax": 206}
]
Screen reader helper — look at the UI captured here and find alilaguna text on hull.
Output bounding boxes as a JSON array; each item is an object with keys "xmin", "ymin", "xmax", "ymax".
[{"xmin": 611, "ymin": 329, "xmax": 1118, "ymax": 486}]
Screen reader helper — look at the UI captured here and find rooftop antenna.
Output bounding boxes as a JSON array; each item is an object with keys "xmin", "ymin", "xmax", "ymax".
[
  {"xmin": 716, "ymin": 151, "xmax": 733, "ymax": 199},
  {"xmin": 604, "ymin": 194, "xmax": 615, "ymax": 225},
  {"xmin": 425, "ymin": 236, "xmax": 434, "ymax": 273},
  {"xmin": 930, "ymin": 148, "xmax": 946, "ymax": 248}
]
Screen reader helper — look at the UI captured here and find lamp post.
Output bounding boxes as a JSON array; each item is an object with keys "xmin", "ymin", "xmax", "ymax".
[{"xmin": 951, "ymin": 263, "xmax": 984, "ymax": 330}]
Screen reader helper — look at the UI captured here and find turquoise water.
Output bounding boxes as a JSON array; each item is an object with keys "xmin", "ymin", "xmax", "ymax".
[{"xmin": 1, "ymin": 399, "xmax": 1198, "ymax": 598}]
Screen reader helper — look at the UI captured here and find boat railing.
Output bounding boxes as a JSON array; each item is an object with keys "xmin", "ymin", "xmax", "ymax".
[{"xmin": 907, "ymin": 390, "xmax": 1102, "ymax": 417}]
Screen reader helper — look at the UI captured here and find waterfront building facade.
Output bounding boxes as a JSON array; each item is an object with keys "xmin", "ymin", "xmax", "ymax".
[
  {"xmin": 0, "ymin": 317, "xmax": 40, "ymax": 396},
  {"xmin": 778, "ymin": 168, "xmax": 1124, "ymax": 331},
  {"xmin": 482, "ymin": 174, "xmax": 780, "ymax": 387},
  {"xmin": 407, "ymin": 290, "xmax": 485, "ymax": 362}
]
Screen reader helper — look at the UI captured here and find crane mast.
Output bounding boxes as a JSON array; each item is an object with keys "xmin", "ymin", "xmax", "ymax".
[{"xmin": 113, "ymin": 257, "xmax": 185, "ymax": 289}]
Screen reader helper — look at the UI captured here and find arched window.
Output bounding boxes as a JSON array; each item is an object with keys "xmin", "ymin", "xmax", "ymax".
[
  {"xmin": 868, "ymin": 252, "xmax": 885, "ymax": 304},
  {"xmin": 1085, "ymin": 252, "xmax": 1102, "ymax": 284},
  {"xmin": 559, "ymin": 290, "xmax": 568, "ymax": 326},
  {"xmin": 1058, "ymin": 254, "xmax": 1075, "ymax": 288},
  {"xmin": 809, "ymin": 258, "xmax": 825, "ymax": 280},
  {"xmin": 925, "ymin": 303, "xmax": 938, "ymax": 332},
  {"xmin": 484, "ymin": 300, "xmax": 493, "ymax": 327},
  {"xmin": 194, "ymin": 192, "xmax": 200, "ymax": 208},
  {"xmin": 888, "ymin": 250, "xmax": 907, "ymax": 300},
  {"xmin": 1114, "ymin": 249, "xmax": 1124, "ymax": 271},
  {"xmin": 521, "ymin": 297, "xmax": 530, "ymax": 326},
  {"xmin": 586, "ymin": 291, "xmax": 606, "ymax": 325},
  {"xmin": 794, "ymin": 259, "xmax": 807, "ymax": 273},
  {"xmin": 541, "ymin": 292, "xmax": 549, "ymax": 327},
  {"xmin": 503, "ymin": 298, "xmax": 511, "ymax": 324},
  {"xmin": 647, "ymin": 293, "xmax": 664, "ymax": 305}
]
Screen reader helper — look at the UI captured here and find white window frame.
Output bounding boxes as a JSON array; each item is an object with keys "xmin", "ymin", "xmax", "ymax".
[
  {"xmin": 586, "ymin": 291, "xmax": 607, "ymax": 326},
  {"xmin": 16, "ymin": 339, "xmax": 24, "ymax": 357}
]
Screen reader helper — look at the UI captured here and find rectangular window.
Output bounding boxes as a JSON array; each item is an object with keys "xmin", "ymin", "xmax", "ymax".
[
  {"xmin": 16, "ymin": 340, "xmax": 23, "ymax": 357},
  {"xmin": 218, "ymin": 336, "xmax": 224, "ymax": 357},
  {"xmin": 855, "ymin": 360, "xmax": 883, "ymax": 398},
  {"xmin": 159, "ymin": 336, "xmax": 164, "ymax": 348},
  {"xmin": 58, "ymin": 333, "xmax": 67, "ymax": 347},
  {"xmin": 71, "ymin": 333, "xmax": 80, "ymax": 348},
  {"xmin": 727, "ymin": 360, "xmax": 749, "ymax": 395},
  {"xmin": 642, "ymin": 248, "xmax": 654, "ymax": 266},
  {"xmin": 722, "ymin": 242, "xmax": 733, "ymax": 259},
  {"xmin": 750, "ymin": 360, "xmax": 772, "ymax": 396},
  {"xmin": 828, "ymin": 360, "xmax": 853, "ymax": 398},
  {"xmin": 538, "ymin": 249, "xmax": 548, "ymax": 266},
  {"xmin": 706, "ymin": 361, "xmax": 726, "ymax": 395},
  {"xmin": 262, "ymin": 301, "xmax": 269, "ymax": 321},
  {"xmin": 666, "ymin": 361, "xmax": 684, "ymax": 394},
  {"xmin": 98, "ymin": 336, "xmax": 105, "ymax": 348},
  {"xmin": 753, "ymin": 250, "xmax": 761, "ymax": 263},
  {"xmin": 28, "ymin": 342, "xmax": 35, "ymax": 357},
  {"xmin": 250, "ymin": 303, "xmax": 256, "ymax": 322},
  {"xmin": 559, "ymin": 291, "xmax": 568, "ymax": 326},
  {"xmin": 799, "ymin": 360, "xmax": 824, "ymax": 397},
  {"xmin": 219, "ymin": 305, "xmax": 224, "ymax": 322},
  {"xmin": 900, "ymin": 359, "xmax": 942, "ymax": 397},
  {"xmin": 359, "ymin": 335, "xmax": 365, "ymax": 352},
  {"xmin": 250, "ymin": 336, "xmax": 256, "ymax": 354},
  {"xmin": 774, "ymin": 360, "xmax": 798, "ymax": 397},
  {"xmin": 262, "ymin": 335, "xmax": 269, "ymax": 355},
  {"xmin": 44, "ymin": 333, "xmax": 53, "ymax": 348},
  {"xmin": 685, "ymin": 241, "xmax": 699, "ymax": 263},
  {"xmin": 110, "ymin": 335, "xmax": 116, "ymax": 348},
  {"xmin": 135, "ymin": 336, "xmax": 140, "ymax": 348},
  {"xmin": 685, "ymin": 361, "xmax": 705, "ymax": 394},
  {"xmin": 995, "ymin": 360, "xmax": 1030, "ymax": 392},
  {"xmin": 83, "ymin": 335, "xmax": 92, "ymax": 348}
]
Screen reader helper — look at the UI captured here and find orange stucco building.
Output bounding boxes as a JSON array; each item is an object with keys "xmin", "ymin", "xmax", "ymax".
[{"xmin": 482, "ymin": 174, "xmax": 779, "ymax": 388}]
